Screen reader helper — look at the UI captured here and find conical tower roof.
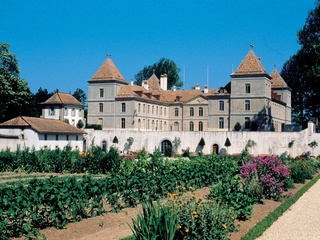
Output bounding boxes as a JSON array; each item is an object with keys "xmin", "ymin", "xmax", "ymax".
[
  {"xmin": 89, "ymin": 58, "xmax": 126, "ymax": 83},
  {"xmin": 231, "ymin": 49, "xmax": 268, "ymax": 77},
  {"xmin": 270, "ymin": 69, "xmax": 288, "ymax": 88}
]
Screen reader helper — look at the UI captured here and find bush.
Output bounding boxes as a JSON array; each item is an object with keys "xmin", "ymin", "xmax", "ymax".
[
  {"xmin": 288, "ymin": 158, "xmax": 318, "ymax": 183},
  {"xmin": 208, "ymin": 175, "xmax": 258, "ymax": 220},
  {"xmin": 234, "ymin": 122, "xmax": 242, "ymax": 131},
  {"xmin": 241, "ymin": 156, "xmax": 290, "ymax": 201}
]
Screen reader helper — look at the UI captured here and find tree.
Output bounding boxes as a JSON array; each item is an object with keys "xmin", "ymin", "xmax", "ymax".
[
  {"xmin": 224, "ymin": 137, "xmax": 231, "ymax": 154},
  {"xmin": 134, "ymin": 58, "xmax": 182, "ymax": 90},
  {"xmin": 30, "ymin": 87, "xmax": 54, "ymax": 117},
  {"xmin": 281, "ymin": 1, "xmax": 320, "ymax": 123},
  {"xmin": 0, "ymin": 43, "xmax": 33, "ymax": 121},
  {"xmin": 73, "ymin": 88, "xmax": 87, "ymax": 106}
]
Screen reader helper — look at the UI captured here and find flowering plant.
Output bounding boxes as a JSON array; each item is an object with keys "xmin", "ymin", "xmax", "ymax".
[{"xmin": 241, "ymin": 156, "xmax": 290, "ymax": 201}]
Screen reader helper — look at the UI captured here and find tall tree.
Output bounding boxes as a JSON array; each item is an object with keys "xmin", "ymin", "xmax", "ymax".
[
  {"xmin": 29, "ymin": 88, "xmax": 54, "ymax": 117},
  {"xmin": 73, "ymin": 88, "xmax": 87, "ymax": 106},
  {"xmin": 0, "ymin": 43, "xmax": 33, "ymax": 122},
  {"xmin": 281, "ymin": 1, "xmax": 320, "ymax": 124},
  {"xmin": 134, "ymin": 58, "xmax": 182, "ymax": 90}
]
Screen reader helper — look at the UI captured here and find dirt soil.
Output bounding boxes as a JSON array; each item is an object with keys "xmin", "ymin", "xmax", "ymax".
[{"xmin": 13, "ymin": 182, "xmax": 307, "ymax": 240}]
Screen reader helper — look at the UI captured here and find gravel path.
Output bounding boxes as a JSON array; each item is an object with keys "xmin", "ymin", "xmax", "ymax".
[{"xmin": 257, "ymin": 179, "xmax": 320, "ymax": 240}]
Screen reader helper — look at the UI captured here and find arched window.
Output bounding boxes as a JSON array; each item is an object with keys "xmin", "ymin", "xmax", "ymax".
[
  {"xmin": 245, "ymin": 100, "xmax": 250, "ymax": 111},
  {"xmin": 219, "ymin": 117, "xmax": 224, "ymax": 129},
  {"xmin": 121, "ymin": 118, "xmax": 125, "ymax": 128},
  {"xmin": 199, "ymin": 121, "xmax": 203, "ymax": 131},
  {"xmin": 190, "ymin": 107, "xmax": 194, "ymax": 116},
  {"xmin": 121, "ymin": 103, "xmax": 126, "ymax": 112},
  {"xmin": 161, "ymin": 140, "xmax": 172, "ymax": 154},
  {"xmin": 199, "ymin": 107, "xmax": 203, "ymax": 116},
  {"xmin": 138, "ymin": 103, "xmax": 141, "ymax": 112},
  {"xmin": 189, "ymin": 121, "xmax": 194, "ymax": 131}
]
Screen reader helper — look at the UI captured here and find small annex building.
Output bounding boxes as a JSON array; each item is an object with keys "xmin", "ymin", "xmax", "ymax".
[
  {"xmin": 40, "ymin": 92, "xmax": 85, "ymax": 127},
  {"xmin": 0, "ymin": 116, "xmax": 86, "ymax": 151}
]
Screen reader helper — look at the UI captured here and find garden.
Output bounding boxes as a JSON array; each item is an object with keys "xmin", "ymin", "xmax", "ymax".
[{"xmin": 0, "ymin": 143, "xmax": 319, "ymax": 240}]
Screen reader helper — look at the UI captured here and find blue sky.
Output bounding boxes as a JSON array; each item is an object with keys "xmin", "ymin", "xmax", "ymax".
[{"xmin": 1, "ymin": 1, "xmax": 315, "ymax": 95}]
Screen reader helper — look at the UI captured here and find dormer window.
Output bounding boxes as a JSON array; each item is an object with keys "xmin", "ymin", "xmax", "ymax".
[
  {"xmin": 175, "ymin": 96, "xmax": 180, "ymax": 101},
  {"xmin": 49, "ymin": 107, "xmax": 55, "ymax": 116},
  {"xmin": 219, "ymin": 87, "xmax": 224, "ymax": 94}
]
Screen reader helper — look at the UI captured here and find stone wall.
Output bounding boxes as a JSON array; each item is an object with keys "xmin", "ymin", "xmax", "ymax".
[{"xmin": 84, "ymin": 122, "xmax": 320, "ymax": 157}]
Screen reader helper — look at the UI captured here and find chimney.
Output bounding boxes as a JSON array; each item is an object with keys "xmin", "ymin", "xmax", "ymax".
[
  {"xmin": 143, "ymin": 80, "xmax": 149, "ymax": 90},
  {"xmin": 191, "ymin": 86, "xmax": 195, "ymax": 90},
  {"xmin": 195, "ymin": 83, "xmax": 200, "ymax": 90},
  {"xmin": 130, "ymin": 78, "xmax": 134, "ymax": 85},
  {"xmin": 204, "ymin": 85, "xmax": 208, "ymax": 94},
  {"xmin": 160, "ymin": 74, "xmax": 168, "ymax": 90},
  {"xmin": 173, "ymin": 85, "xmax": 176, "ymax": 92}
]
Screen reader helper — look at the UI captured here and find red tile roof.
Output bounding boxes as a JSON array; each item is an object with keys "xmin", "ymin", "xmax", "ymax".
[
  {"xmin": 271, "ymin": 69, "xmax": 289, "ymax": 88},
  {"xmin": 41, "ymin": 92, "xmax": 83, "ymax": 106},
  {"xmin": 89, "ymin": 58, "xmax": 126, "ymax": 83},
  {"xmin": 0, "ymin": 116, "xmax": 86, "ymax": 134},
  {"xmin": 232, "ymin": 50, "xmax": 268, "ymax": 76}
]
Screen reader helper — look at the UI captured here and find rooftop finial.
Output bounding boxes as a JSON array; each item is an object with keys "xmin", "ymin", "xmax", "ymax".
[
  {"xmin": 250, "ymin": 43, "xmax": 254, "ymax": 50},
  {"xmin": 106, "ymin": 53, "xmax": 112, "ymax": 58},
  {"xmin": 274, "ymin": 63, "xmax": 277, "ymax": 69}
]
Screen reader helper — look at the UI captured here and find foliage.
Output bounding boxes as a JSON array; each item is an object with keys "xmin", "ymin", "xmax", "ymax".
[
  {"xmin": 164, "ymin": 146, "xmax": 173, "ymax": 157},
  {"xmin": 288, "ymin": 139, "xmax": 295, "ymax": 148},
  {"xmin": 134, "ymin": 58, "xmax": 182, "ymax": 90},
  {"xmin": 0, "ymin": 43, "xmax": 33, "ymax": 121},
  {"xmin": 243, "ymin": 173, "xmax": 320, "ymax": 240},
  {"xmin": 127, "ymin": 137, "xmax": 134, "ymax": 146},
  {"xmin": 85, "ymin": 123, "xmax": 102, "ymax": 130},
  {"xmin": 208, "ymin": 174, "xmax": 258, "ymax": 220},
  {"xmin": 72, "ymin": 88, "xmax": 87, "ymax": 106},
  {"xmin": 281, "ymin": 1, "xmax": 320, "ymax": 123},
  {"xmin": 130, "ymin": 201, "xmax": 178, "ymax": 240},
  {"xmin": 308, "ymin": 140, "xmax": 318, "ymax": 149},
  {"xmin": 234, "ymin": 122, "xmax": 242, "ymax": 131},
  {"xmin": 287, "ymin": 158, "xmax": 319, "ymax": 183},
  {"xmin": 224, "ymin": 137, "xmax": 231, "ymax": 148},
  {"xmin": 182, "ymin": 147, "xmax": 190, "ymax": 157},
  {"xmin": 172, "ymin": 137, "xmax": 181, "ymax": 152},
  {"xmin": 76, "ymin": 119, "xmax": 84, "ymax": 128},
  {"xmin": 241, "ymin": 156, "xmax": 290, "ymax": 201},
  {"xmin": 198, "ymin": 137, "xmax": 205, "ymax": 147}
]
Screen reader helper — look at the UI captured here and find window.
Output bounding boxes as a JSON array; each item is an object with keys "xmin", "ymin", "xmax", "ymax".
[
  {"xmin": 160, "ymin": 107, "xmax": 162, "ymax": 115},
  {"xmin": 219, "ymin": 117, "xmax": 224, "ymax": 129},
  {"xmin": 199, "ymin": 121, "xmax": 203, "ymax": 131},
  {"xmin": 121, "ymin": 118, "xmax": 125, "ymax": 128},
  {"xmin": 71, "ymin": 108, "xmax": 75, "ymax": 116},
  {"xmin": 49, "ymin": 107, "xmax": 55, "ymax": 116},
  {"xmin": 161, "ymin": 140, "xmax": 172, "ymax": 154},
  {"xmin": 148, "ymin": 105, "xmax": 150, "ymax": 114},
  {"xmin": 164, "ymin": 108, "xmax": 167, "ymax": 116},
  {"xmin": 66, "ymin": 135, "xmax": 69, "ymax": 141},
  {"xmin": 175, "ymin": 108, "xmax": 179, "ymax": 116},
  {"xmin": 219, "ymin": 101, "xmax": 224, "ymax": 111},
  {"xmin": 156, "ymin": 106, "xmax": 158, "ymax": 115},
  {"xmin": 99, "ymin": 88, "xmax": 104, "ymax": 97},
  {"xmin": 56, "ymin": 134, "xmax": 58, "ymax": 141},
  {"xmin": 189, "ymin": 121, "xmax": 194, "ymax": 131},
  {"xmin": 121, "ymin": 103, "xmax": 126, "ymax": 112},
  {"xmin": 143, "ymin": 104, "xmax": 145, "ymax": 113},
  {"xmin": 138, "ymin": 103, "xmax": 141, "ymax": 112},
  {"xmin": 245, "ymin": 117, "xmax": 250, "ymax": 129},
  {"xmin": 245, "ymin": 84, "xmax": 251, "ymax": 94},
  {"xmin": 44, "ymin": 134, "xmax": 48, "ymax": 140},
  {"xmin": 199, "ymin": 107, "xmax": 203, "ymax": 116},
  {"xmin": 64, "ymin": 107, "xmax": 68, "ymax": 116},
  {"xmin": 190, "ymin": 107, "xmax": 194, "ymax": 116},
  {"xmin": 99, "ymin": 103, "xmax": 103, "ymax": 112},
  {"xmin": 245, "ymin": 100, "xmax": 250, "ymax": 111},
  {"xmin": 152, "ymin": 106, "xmax": 154, "ymax": 114}
]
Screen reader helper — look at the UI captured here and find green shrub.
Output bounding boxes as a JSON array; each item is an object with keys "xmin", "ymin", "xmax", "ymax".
[
  {"xmin": 288, "ymin": 158, "xmax": 318, "ymax": 183},
  {"xmin": 208, "ymin": 175, "xmax": 258, "ymax": 220}
]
